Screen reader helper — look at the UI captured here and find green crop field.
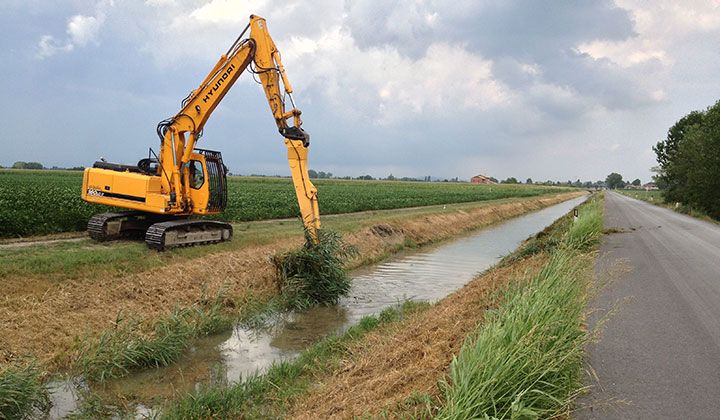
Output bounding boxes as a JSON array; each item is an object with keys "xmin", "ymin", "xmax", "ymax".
[
  {"xmin": 617, "ymin": 189, "xmax": 663, "ymax": 203},
  {"xmin": 0, "ymin": 169, "xmax": 573, "ymax": 238}
]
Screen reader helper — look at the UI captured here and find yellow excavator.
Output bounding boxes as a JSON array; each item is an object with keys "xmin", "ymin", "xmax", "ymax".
[{"xmin": 81, "ymin": 15, "xmax": 320, "ymax": 250}]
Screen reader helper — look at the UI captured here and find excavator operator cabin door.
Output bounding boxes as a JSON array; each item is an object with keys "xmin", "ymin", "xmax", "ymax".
[
  {"xmin": 188, "ymin": 158, "xmax": 209, "ymax": 213},
  {"xmin": 193, "ymin": 149, "xmax": 228, "ymax": 215}
]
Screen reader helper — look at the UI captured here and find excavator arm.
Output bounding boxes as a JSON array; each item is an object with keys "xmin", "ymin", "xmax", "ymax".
[{"xmin": 158, "ymin": 15, "xmax": 320, "ymax": 238}]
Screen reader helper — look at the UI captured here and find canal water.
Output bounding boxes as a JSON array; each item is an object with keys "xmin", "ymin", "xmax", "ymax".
[{"xmin": 47, "ymin": 194, "xmax": 588, "ymax": 418}]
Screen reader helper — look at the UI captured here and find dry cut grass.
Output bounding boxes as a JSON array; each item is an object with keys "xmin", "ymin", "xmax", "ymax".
[{"xmin": 0, "ymin": 192, "xmax": 585, "ymax": 372}]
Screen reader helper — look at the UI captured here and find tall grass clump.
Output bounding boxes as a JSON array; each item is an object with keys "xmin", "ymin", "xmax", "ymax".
[
  {"xmin": 76, "ymin": 299, "xmax": 232, "ymax": 382},
  {"xmin": 564, "ymin": 195, "xmax": 604, "ymax": 250},
  {"xmin": 274, "ymin": 228, "xmax": 359, "ymax": 309},
  {"xmin": 0, "ymin": 361, "xmax": 49, "ymax": 420},
  {"xmin": 432, "ymin": 195, "xmax": 604, "ymax": 420}
]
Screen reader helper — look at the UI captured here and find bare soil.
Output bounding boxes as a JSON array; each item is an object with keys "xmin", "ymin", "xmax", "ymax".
[{"xmin": 0, "ymin": 192, "xmax": 585, "ymax": 370}]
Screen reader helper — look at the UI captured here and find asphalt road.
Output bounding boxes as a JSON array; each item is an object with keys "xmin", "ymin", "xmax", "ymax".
[{"xmin": 577, "ymin": 191, "xmax": 720, "ymax": 419}]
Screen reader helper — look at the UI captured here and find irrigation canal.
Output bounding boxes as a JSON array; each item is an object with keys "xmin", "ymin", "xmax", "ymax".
[{"xmin": 47, "ymin": 194, "xmax": 589, "ymax": 418}]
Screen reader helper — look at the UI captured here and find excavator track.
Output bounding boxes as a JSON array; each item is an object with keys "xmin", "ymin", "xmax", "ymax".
[
  {"xmin": 145, "ymin": 219, "xmax": 233, "ymax": 250},
  {"xmin": 88, "ymin": 211, "xmax": 177, "ymax": 242},
  {"xmin": 87, "ymin": 211, "xmax": 173, "ymax": 241}
]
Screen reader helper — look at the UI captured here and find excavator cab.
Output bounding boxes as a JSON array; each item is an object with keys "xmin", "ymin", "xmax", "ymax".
[{"xmin": 187, "ymin": 149, "xmax": 228, "ymax": 215}]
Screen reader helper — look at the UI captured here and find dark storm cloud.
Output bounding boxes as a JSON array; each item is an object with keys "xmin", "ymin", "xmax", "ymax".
[
  {"xmin": 345, "ymin": 0, "xmax": 635, "ymax": 58},
  {"xmin": 445, "ymin": 1, "xmax": 635, "ymax": 58},
  {"xmin": 344, "ymin": 0, "xmax": 645, "ymax": 114}
]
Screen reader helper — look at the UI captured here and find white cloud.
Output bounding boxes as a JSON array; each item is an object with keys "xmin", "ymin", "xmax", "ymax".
[
  {"xmin": 36, "ymin": 35, "xmax": 73, "ymax": 59},
  {"xmin": 67, "ymin": 15, "xmax": 102, "ymax": 47},
  {"xmin": 36, "ymin": 2, "xmax": 109, "ymax": 59},
  {"xmin": 576, "ymin": 39, "xmax": 669, "ymax": 67},
  {"xmin": 189, "ymin": 0, "xmax": 266, "ymax": 24},
  {"xmin": 145, "ymin": 0, "xmax": 174, "ymax": 5},
  {"xmin": 285, "ymin": 27, "xmax": 511, "ymax": 125},
  {"xmin": 577, "ymin": 1, "xmax": 720, "ymax": 68}
]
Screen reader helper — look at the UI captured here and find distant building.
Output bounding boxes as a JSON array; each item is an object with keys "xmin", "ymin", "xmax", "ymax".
[
  {"xmin": 643, "ymin": 183, "xmax": 659, "ymax": 190},
  {"xmin": 471, "ymin": 174, "xmax": 497, "ymax": 184}
]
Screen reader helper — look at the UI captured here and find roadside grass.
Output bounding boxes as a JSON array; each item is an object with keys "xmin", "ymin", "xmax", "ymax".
[
  {"xmin": 616, "ymin": 189, "xmax": 663, "ymax": 204},
  {"xmin": 616, "ymin": 189, "xmax": 719, "ymax": 225},
  {"xmin": 0, "ymin": 361, "xmax": 49, "ymax": 420},
  {"xmin": 160, "ymin": 300, "xmax": 430, "ymax": 420},
  {"xmin": 431, "ymin": 194, "xmax": 603, "ymax": 419}
]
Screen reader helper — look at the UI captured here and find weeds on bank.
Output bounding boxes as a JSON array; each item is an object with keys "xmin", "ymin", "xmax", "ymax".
[
  {"xmin": 0, "ymin": 361, "xmax": 49, "ymax": 420},
  {"xmin": 431, "ymin": 195, "xmax": 603, "ymax": 420},
  {"xmin": 74, "ymin": 228, "xmax": 359, "ymax": 383},
  {"xmin": 75, "ymin": 288, "xmax": 233, "ymax": 382},
  {"xmin": 161, "ymin": 300, "xmax": 430, "ymax": 420},
  {"xmin": 273, "ymin": 228, "xmax": 359, "ymax": 309}
]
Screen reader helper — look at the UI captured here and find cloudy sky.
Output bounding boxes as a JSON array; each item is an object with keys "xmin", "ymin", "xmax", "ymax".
[{"xmin": 1, "ymin": 1, "xmax": 719, "ymax": 182}]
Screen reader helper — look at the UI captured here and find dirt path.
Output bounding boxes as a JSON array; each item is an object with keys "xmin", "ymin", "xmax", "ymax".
[
  {"xmin": 0, "ymin": 192, "xmax": 585, "ymax": 370},
  {"xmin": 0, "ymin": 233, "xmax": 87, "ymax": 249}
]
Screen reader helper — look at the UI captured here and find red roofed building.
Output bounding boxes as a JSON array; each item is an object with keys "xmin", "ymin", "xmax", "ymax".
[{"xmin": 471, "ymin": 174, "xmax": 497, "ymax": 184}]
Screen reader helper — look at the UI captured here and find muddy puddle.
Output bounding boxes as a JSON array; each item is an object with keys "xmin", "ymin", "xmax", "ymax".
[{"xmin": 47, "ymin": 195, "xmax": 588, "ymax": 418}]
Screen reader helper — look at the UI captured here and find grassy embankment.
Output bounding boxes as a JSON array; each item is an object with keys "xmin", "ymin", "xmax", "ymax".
[
  {"xmin": 93, "ymin": 193, "xmax": 601, "ymax": 419},
  {"xmin": 429, "ymin": 196, "xmax": 603, "ymax": 419},
  {"xmin": 0, "ymin": 191, "xmax": 585, "ymax": 371},
  {"xmin": 0, "ymin": 190, "xmax": 586, "ymax": 419},
  {"xmin": 616, "ymin": 188, "xmax": 719, "ymax": 224}
]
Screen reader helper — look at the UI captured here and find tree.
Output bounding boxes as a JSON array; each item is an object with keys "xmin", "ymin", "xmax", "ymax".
[
  {"xmin": 12, "ymin": 161, "xmax": 27, "ymax": 169},
  {"xmin": 501, "ymin": 177, "xmax": 518, "ymax": 184},
  {"xmin": 653, "ymin": 100, "xmax": 720, "ymax": 218},
  {"xmin": 654, "ymin": 111, "xmax": 703, "ymax": 168},
  {"xmin": 489, "ymin": 177, "xmax": 499, "ymax": 183},
  {"xmin": 632, "ymin": 178, "xmax": 641, "ymax": 186},
  {"xmin": 653, "ymin": 111, "xmax": 704, "ymax": 202},
  {"xmin": 308, "ymin": 169, "xmax": 319, "ymax": 178},
  {"xmin": 525, "ymin": 178, "xmax": 533, "ymax": 184},
  {"xmin": 605, "ymin": 172, "xmax": 624, "ymax": 189},
  {"xmin": 386, "ymin": 174, "xmax": 396, "ymax": 181},
  {"xmin": 650, "ymin": 166, "xmax": 666, "ymax": 189}
]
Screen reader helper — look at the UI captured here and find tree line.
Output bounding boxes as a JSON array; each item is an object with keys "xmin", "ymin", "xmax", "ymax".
[
  {"xmin": 654, "ymin": 99, "xmax": 720, "ymax": 219},
  {"xmin": 2, "ymin": 161, "xmax": 85, "ymax": 170},
  {"xmin": 604, "ymin": 173, "xmax": 642, "ymax": 189}
]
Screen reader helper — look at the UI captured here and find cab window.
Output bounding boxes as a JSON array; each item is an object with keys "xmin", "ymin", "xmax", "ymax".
[{"xmin": 189, "ymin": 160, "xmax": 205, "ymax": 189}]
